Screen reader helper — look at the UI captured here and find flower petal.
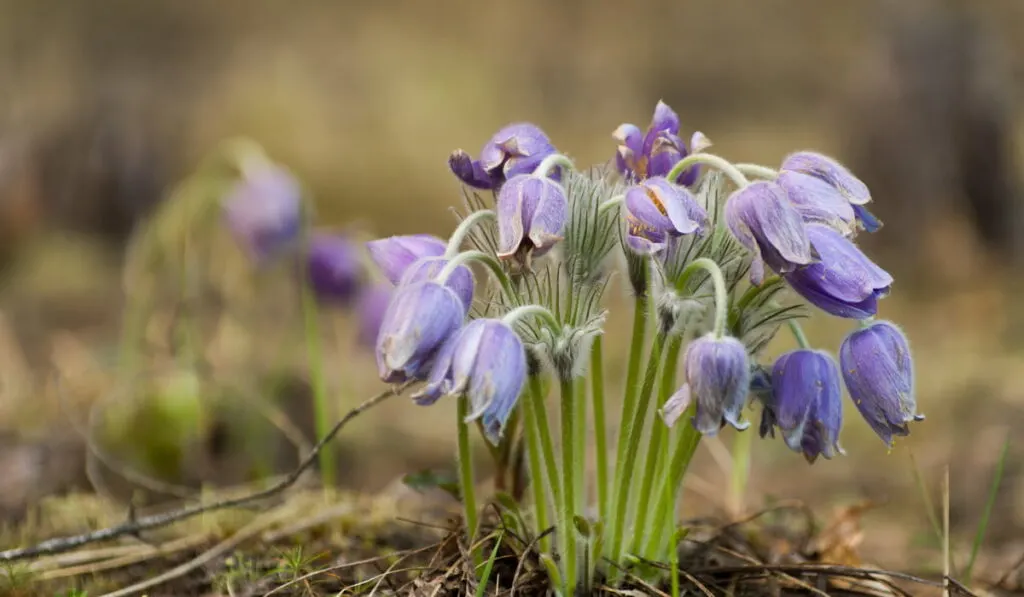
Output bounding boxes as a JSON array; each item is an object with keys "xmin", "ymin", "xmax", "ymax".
[{"xmin": 782, "ymin": 151, "xmax": 871, "ymax": 205}]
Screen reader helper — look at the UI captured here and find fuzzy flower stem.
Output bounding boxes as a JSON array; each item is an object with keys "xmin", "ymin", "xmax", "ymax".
[
  {"xmin": 437, "ymin": 250, "xmax": 517, "ymax": 304},
  {"xmin": 788, "ymin": 320, "xmax": 812, "ymax": 348},
  {"xmin": 666, "ymin": 152, "xmax": 750, "ymax": 190},
  {"xmin": 590, "ymin": 337, "xmax": 610, "ymax": 534},
  {"xmin": 681, "ymin": 258, "xmax": 730, "ymax": 338},
  {"xmin": 630, "ymin": 333, "xmax": 683, "ymax": 554},
  {"xmin": 457, "ymin": 395, "xmax": 480, "ymax": 569},
  {"xmin": 608, "ymin": 333, "xmax": 666, "ymax": 573},
  {"xmin": 559, "ymin": 375, "xmax": 580, "ymax": 594},
  {"xmin": 728, "ymin": 424, "xmax": 753, "ymax": 518},
  {"xmin": 607, "ymin": 296, "xmax": 649, "ymax": 538},
  {"xmin": 598, "ymin": 194, "xmax": 625, "ymax": 215},
  {"xmin": 533, "ymin": 153, "xmax": 576, "ymax": 179},
  {"xmin": 524, "ymin": 376, "xmax": 553, "ymax": 555},
  {"xmin": 444, "ymin": 209, "xmax": 496, "ymax": 258},
  {"xmin": 734, "ymin": 163, "xmax": 779, "ymax": 180},
  {"xmin": 501, "ymin": 305, "xmax": 562, "ymax": 335},
  {"xmin": 644, "ymin": 410, "xmax": 701, "ymax": 559}
]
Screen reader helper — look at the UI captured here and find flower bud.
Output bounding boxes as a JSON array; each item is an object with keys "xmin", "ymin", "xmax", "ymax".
[
  {"xmin": 375, "ymin": 281, "xmax": 465, "ymax": 383},
  {"xmin": 496, "ymin": 174, "xmax": 568, "ymax": 268},
  {"xmin": 306, "ymin": 233, "xmax": 364, "ymax": 305},
  {"xmin": 761, "ymin": 349, "xmax": 844, "ymax": 463},
  {"xmin": 840, "ymin": 321, "xmax": 923, "ymax": 447},
  {"xmin": 222, "ymin": 163, "xmax": 302, "ymax": 263},
  {"xmin": 667, "ymin": 334, "xmax": 751, "ymax": 435},
  {"xmin": 449, "ymin": 123, "xmax": 558, "ymax": 190},
  {"xmin": 724, "ymin": 181, "xmax": 815, "ymax": 285}
]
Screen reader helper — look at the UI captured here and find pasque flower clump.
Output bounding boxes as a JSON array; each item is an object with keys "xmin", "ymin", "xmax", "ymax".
[{"xmin": 225, "ymin": 101, "xmax": 923, "ymax": 595}]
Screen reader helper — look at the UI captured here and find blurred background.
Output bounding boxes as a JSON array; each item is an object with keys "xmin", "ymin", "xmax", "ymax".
[{"xmin": 1, "ymin": 0, "xmax": 1023, "ymax": 580}]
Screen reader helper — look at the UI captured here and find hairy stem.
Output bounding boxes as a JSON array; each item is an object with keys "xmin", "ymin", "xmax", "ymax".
[
  {"xmin": 559, "ymin": 376, "xmax": 579, "ymax": 594},
  {"xmin": 457, "ymin": 396, "xmax": 480, "ymax": 569},
  {"xmin": 590, "ymin": 337, "xmax": 609, "ymax": 533}
]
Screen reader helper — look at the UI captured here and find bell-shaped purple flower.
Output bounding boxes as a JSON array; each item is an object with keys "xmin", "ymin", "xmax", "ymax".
[
  {"xmin": 624, "ymin": 177, "xmax": 708, "ymax": 254},
  {"xmin": 840, "ymin": 321, "xmax": 923, "ymax": 447},
  {"xmin": 663, "ymin": 334, "xmax": 751, "ymax": 435},
  {"xmin": 496, "ymin": 174, "xmax": 568, "ymax": 267},
  {"xmin": 398, "ymin": 256, "xmax": 475, "ymax": 312},
  {"xmin": 777, "ymin": 171, "xmax": 857, "ymax": 236},
  {"xmin": 306, "ymin": 233, "xmax": 364, "ymax": 305},
  {"xmin": 366, "ymin": 234, "xmax": 447, "ymax": 286},
  {"xmin": 613, "ymin": 101, "xmax": 709, "ymax": 186},
  {"xmin": 412, "ymin": 319, "xmax": 528, "ymax": 445},
  {"xmin": 449, "ymin": 123, "xmax": 557, "ymax": 190},
  {"xmin": 760, "ymin": 349, "xmax": 844, "ymax": 463},
  {"xmin": 724, "ymin": 181, "xmax": 815, "ymax": 285},
  {"xmin": 375, "ymin": 280, "xmax": 465, "ymax": 384},
  {"xmin": 222, "ymin": 163, "xmax": 302, "ymax": 263},
  {"xmin": 355, "ymin": 284, "xmax": 392, "ymax": 349},
  {"xmin": 781, "ymin": 151, "xmax": 881, "ymax": 233},
  {"xmin": 784, "ymin": 224, "xmax": 892, "ymax": 320}
]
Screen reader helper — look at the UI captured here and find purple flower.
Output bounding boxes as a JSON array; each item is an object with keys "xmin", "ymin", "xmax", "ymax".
[
  {"xmin": 781, "ymin": 151, "xmax": 881, "ymax": 233},
  {"xmin": 413, "ymin": 319, "xmax": 528, "ymax": 444},
  {"xmin": 725, "ymin": 181, "xmax": 815, "ymax": 285},
  {"xmin": 375, "ymin": 280, "xmax": 465, "ymax": 384},
  {"xmin": 784, "ymin": 224, "xmax": 892, "ymax": 319},
  {"xmin": 613, "ymin": 101, "xmax": 709, "ymax": 186},
  {"xmin": 624, "ymin": 177, "xmax": 708, "ymax": 254},
  {"xmin": 776, "ymin": 171, "xmax": 857, "ymax": 237},
  {"xmin": 496, "ymin": 174, "xmax": 568, "ymax": 267},
  {"xmin": 366, "ymin": 234, "xmax": 447, "ymax": 285},
  {"xmin": 449, "ymin": 123, "xmax": 558, "ymax": 190},
  {"xmin": 398, "ymin": 256, "xmax": 475, "ymax": 312},
  {"xmin": 840, "ymin": 321, "xmax": 923, "ymax": 447},
  {"xmin": 355, "ymin": 284, "xmax": 392, "ymax": 349},
  {"xmin": 306, "ymin": 233, "xmax": 364, "ymax": 305},
  {"xmin": 222, "ymin": 164, "xmax": 302, "ymax": 263},
  {"xmin": 760, "ymin": 349, "xmax": 844, "ymax": 463},
  {"xmin": 663, "ymin": 334, "xmax": 751, "ymax": 435}
]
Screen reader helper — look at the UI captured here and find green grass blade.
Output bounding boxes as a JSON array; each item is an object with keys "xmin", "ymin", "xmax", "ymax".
[
  {"xmin": 965, "ymin": 435, "xmax": 1011, "ymax": 582},
  {"xmin": 475, "ymin": 531, "xmax": 505, "ymax": 597}
]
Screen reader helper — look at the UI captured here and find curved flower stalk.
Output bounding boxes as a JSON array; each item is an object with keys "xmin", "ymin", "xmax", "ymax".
[{"xmin": 212, "ymin": 102, "xmax": 927, "ymax": 595}]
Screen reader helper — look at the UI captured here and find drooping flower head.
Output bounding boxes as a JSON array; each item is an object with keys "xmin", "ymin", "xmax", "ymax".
[
  {"xmin": 781, "ymin": 152, "xmax": 881, "ymax": 233},
  {"xmin": 663, "ymin": 334, "xmax": 751, "ymax": 435},
  {"xmin": 222, "ymin": 163, "xmax": 302, "ymax": 263},
  {"xmin": 398, "ymin": 256, "xmax": 475, "ymax": 312},
  {"xmin": 613, "ymin": 101, "xmax": 710, "ymax": 186},
  {"xmin": 413, "ymin": 319, "xmax": 528, "ymax": 445},
  {"xmin": 759, "ymin": 349, "xmax": 844, "ymax": 463},
  {"xmin": 724, "ymin": 181, "xmax": 815, "ymax": 285},
  {"xmin": 776, "ymin": 171, "xmax": 857, "ymax": 237},
  {"xmin": 496, "ymin": 174, "xmax": 568, "ymax": 268},
  {"xmin": 784, "ymin": 224, "xmax": 893, "ymax": 320},
  {"xmin": 840, "ymin": 321, "xmax": 923, "ymax": 447},
  {"xmin": 375, "ymin": 280, "xmax": 465, "ymax": 384},
  {"xmin": 449, "ymin": 123, "xmax": 558, "ymax": 190},
  {"xmin": 366, "ymin": 234, "xmax": 447, "ymax": 285},
  {"xmin": 306, "ymin": 233, "xmax": 365, "ymax": 305},
  {"xmin": 623, "ymin": 176, "xmax": 708, "ymax": 255}
]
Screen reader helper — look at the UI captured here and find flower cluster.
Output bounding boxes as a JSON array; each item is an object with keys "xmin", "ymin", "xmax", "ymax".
[{"xmin": 219, "ymin": 102, "xmax": 924, "ymax": 593}]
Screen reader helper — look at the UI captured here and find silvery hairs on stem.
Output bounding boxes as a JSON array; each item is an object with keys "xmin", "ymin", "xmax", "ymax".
[{"xmin": 452, "ymin": 164, "xmax": 621, "ymax": 381}]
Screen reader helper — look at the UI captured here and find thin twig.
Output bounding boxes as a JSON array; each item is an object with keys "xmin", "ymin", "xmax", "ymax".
[{"xmin": 0, "ymin": 384, "xmax": 408, "ymax": 561}]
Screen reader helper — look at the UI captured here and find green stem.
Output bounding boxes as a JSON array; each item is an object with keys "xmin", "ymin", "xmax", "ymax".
[
  {"xmin": 445, "ymin": 210, "xmax": 496, "ymax": 258},
  {"xmin": 523, "ymin": 377, "xmax": 553, "ymax": 554},
  {"xmin": 734, "ymin": 163, "xmax": 778, "ymax": 180},
  {"xmin": 665, "ymin": 152, "xmax": 750, "ymax": 190},
  {"xmin": 437, "ymin": 250, "xmax": 517, "ymax": 304},
  {"xmin": 682, "ymin": 258, "xmax": 729, "ymax": 337},
  {"xmin": 643, "ymin": 415, "xmax": 701, "ymax": 559},
  {"xmin": 533, "ymin": 153, "xmax": 576, "ymax": 179},
  {"xmin": 608, "ymin": 334, "xmax": 666, "ymax": 569},
  {"xmin": 608, "ymin": 296, "xmax": 649, "ymax": 537},
  {"xmin": 559, "ymin": 376, "xmax": 579, "ymax": 594},
  {"xmin": 457, "ymin": 396, "xmax": 480, "ymax": 567},
  {"xmin": 728, "ymin": 426, "xmax": 753, "ymax": 517},
  {"xmin": 501, "ymin": 304, "xmax": 562, "ymax": 334},
  {"xmin": 529, "ymin": 376, "xmax": 562, "ymax": 507},
  {"xmin": 573, "ymin": 375, "xmax": 587, "ymax": 517},
  {"xmin": 598, "ymin": 194, "xmax": 624, "ymax": 215},
  {"xmin": 787, "ymin": 320, "xmax": 811, "ymax": 348},
  {"xmin": 630, "ymin": 334, "xmax": 682, "ymax": 553},
  {"xmin": 591, "ymin": 337, "xmax": 609, "ymax": 532},
  {"xmin": 299, "ymin": 276, "xmax": 334, "ymax": 489}
]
